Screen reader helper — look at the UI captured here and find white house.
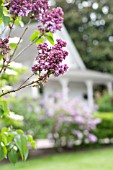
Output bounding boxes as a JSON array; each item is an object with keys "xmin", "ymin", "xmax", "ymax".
[{"xmin": 11, "ymin": 23, "xmax": 113, "ymax": 109}]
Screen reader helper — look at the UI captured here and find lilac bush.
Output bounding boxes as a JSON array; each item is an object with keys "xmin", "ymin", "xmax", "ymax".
[
  {"xmin": 37, "ymin": 96, "xmax": 101, "ymax": 148},
  {"xmin": 7, "ymin": 96, "xmax": 100, "ymax": 148},
  {"xmin": 0, "ymin": 0, "xmax": 68, "ymax": 163}
]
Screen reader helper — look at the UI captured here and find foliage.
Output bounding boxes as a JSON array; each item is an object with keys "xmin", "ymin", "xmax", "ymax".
[
  {"xmin": 0, "ymin": 97, "xmax": 36, "ymax": 163},
  {"xmin": 56, "ymin": 0, "xmax": 113, "ymax": 73},
  {"xmin": 97, "ymin": 92, "xmax": 113, "ymax": 112},
  {"xmin": 0, "ymin": 127, "xmax": 36, "ymax": 163},
  {"xmin": 9, "ymin": 96, "xmax": 113, "ymax": 147},
  {"xmin": 0, "ymin": 0, "xmax": 68, "ymax": 163},
  {"xmin": 7, "ymin": 96, "xmax": 100, "ymax": 148},
  {"xmin": 94, "ymin": 112, "xmax": 113, "ymax": 141},
  {"xmin": 0, "ymin": 62, "xmax": 27, "ymax": 88},
  {"xmin": 5, "ymin": 96, "xmax": 49, "ymax": 139}
]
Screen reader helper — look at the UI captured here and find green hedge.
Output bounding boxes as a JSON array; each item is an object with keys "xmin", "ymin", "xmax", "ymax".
[
  {"xmin": 97, "ymin": 93, "xmax": 113, "ymax": 112},
  {"xmin": 93, "ymin": 112, "xmax": 113, "ymax": 140}
]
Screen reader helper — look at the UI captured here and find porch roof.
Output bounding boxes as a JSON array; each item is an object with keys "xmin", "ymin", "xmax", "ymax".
[{"xmin": 50, "ymin": 68, "xmax": 113, "ymax": 84}]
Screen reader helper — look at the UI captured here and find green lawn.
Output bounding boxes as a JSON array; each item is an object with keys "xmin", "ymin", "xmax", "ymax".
[{"xmin": 0, "ymin": 148, "xmax": 113, "ymax": 170}]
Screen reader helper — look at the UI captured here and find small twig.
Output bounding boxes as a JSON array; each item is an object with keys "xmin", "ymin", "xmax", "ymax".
[
  {"xmin": 10, "ymin": 19, "xmax": 31, "ymax": 60},
  {"xmin": 1, "ymin": 19, "xmax": 31, "ymax": 75},
  {"xmin": 12, "ymin": 32, "xmax": 44, "ymax": 62},
  {"xmin": 12, "ymin": 42, "xmax": 33, "ymax": 61},
  {"xmin": 19, "ymin": 73, "xmax": 34, "ymax": 88},
  {"xmin": 0, "ymin": 73, "xmax": 49, "ymax": 97},
  {"xmin": 0, "ymin": 26, "xmax": 7, "ymax": 38},
  {"xmin": 8, "ymin": 21, "xmax": 15, "ymax": 39},
  {"xmin": 0, "ymin": 59, "xmax": 5, "ymax": 74},
  {"xmin": 0, "ymin": 79, "xmax": 39, "ymax": 97}
]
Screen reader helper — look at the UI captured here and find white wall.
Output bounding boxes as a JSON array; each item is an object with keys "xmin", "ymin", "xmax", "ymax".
[
  {"xmin": 43, "ymin": 80, "xmax": 87, "ymax": 102},
  {"xmin": 44, "ymin": 80, "xmax": 62, "ymax": 98},
  {"xmin": 68, "ymin": 81, "xmax": 87, "ymax": 101}
]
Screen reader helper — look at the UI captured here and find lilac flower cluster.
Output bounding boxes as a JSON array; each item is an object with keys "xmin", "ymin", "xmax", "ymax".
[
  {"xmin": 31, "ymin": 0, "xmax": 49, "ymax": 18},
  {"xmin": 38, "ymin": 7, "xmax": 64, "ymax": 33},
  {"xmin": 38, "ymin": 97, "xmax": 101, "ymax": 146},
  {"xmin": 7, "ymin": 0, "xmax": 32, "ymax": 16},
  {"xmin": 5, "ymin": 0, "xmax": 64, "ymax": 33},
  {"xmin": 0, "ymin": 38, "xmax": 10, "ymax": 56},
  {"xmin": 8, "ymin": 0, "xmax": 49, "ymax": 17},
  {"xmin": 32, "ymin": 39, "xmax": 68, "ymax": 77}
]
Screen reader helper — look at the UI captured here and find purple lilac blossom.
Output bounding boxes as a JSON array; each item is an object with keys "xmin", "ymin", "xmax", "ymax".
[
  {"xmin": 6, "ymin": 0, "xmax": 64, "ymax": 33},
  {"xmin": 8, "ymin": 0, "xmax": 32, "ymax": 16},
  {"xmin": 0, "ymin": 38, "xmax": 10, "ymax": 56},
  {"xmin": 8, "ymin": 0, "xmax": 49, "ymax": 17},
  {"xmin": 38, "ymin": 7, "xmax": 64, "ymax": 33},
  {"xmin": 32, "ymin": 39, "xmax": 68, "ymax": 77},
  {"xmin": 42, "ymin": 97, "xmax": 100, "ymax": 144},
  {"xmin": 87, "ymin": 134, "xmax": 97, "ymax": 143}
]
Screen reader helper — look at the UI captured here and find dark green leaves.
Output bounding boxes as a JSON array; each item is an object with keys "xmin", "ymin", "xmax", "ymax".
[
  {"xmin": 2, "ymin": 15, "xmax": 10, "ymax": 25},
  {"xmin": 0, "ymin": 6, "xmax": 3, "ymax": 18},
  {"xmin": 0, "ymin": 0, "xmax": 3, "ymax": 5},
  {"xmin": 0, "ymin": 143, "xmax": 7, "ymax": 161},
  {"xmin": 0, "ymin": 100, "xmax": 10, "ymax": 117},
  {"xmin": 30, "ymin": 30, "xmax": 54, "ymax": 46},
  {"xmin": 14, "ymin": 134, "xmax": 29, "ymax": 161},
  {"xmin": 0, "ymin": 6, "xmax": 10, "ymax": 25},
  {"xmin": 8, "ymin": 149, "xmax": 18, "ymax": 164},
  {"xmin": 0, "ymin": 105, "xmax": 4, "ymax": 116},
  {"xmin": 0, "ymin": 6, "xmax": 3, "ymax": 24},
  {"xmin": 0, "ymin": 127, "xmax": 36, "ymax": 163}
]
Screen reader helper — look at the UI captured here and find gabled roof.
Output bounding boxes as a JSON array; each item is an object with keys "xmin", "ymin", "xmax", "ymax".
[
  {"xmin": 10, "ymin": 23, "xmax": 113, "ymax": 83},
  {"xmin": 11, "ymin": 23, "xmax": 86, "ymax": 70},
  {"xmin": 55, "ymin": 25, "xmax": 86, "ymax": 70}
]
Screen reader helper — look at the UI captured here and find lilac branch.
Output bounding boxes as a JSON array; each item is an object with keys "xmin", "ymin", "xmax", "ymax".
[
  {"xmin": 19, "ymin": 73, "xmax": 34, "ymax": 88},
  {"xmin": 0, "ymin": 73, "xmax": 49, "ymax": 98},
  {"xmin": 0, "ymin": 26, "xmax": 7, "ymax": 38},
  {"xmin": 0, "ymin": 19, "xmax": 31, "ymax": 75},
  {"xmin": 12, "ymin": 33, "xmax": 44, "ymax": 62},
  {"xmin": 0, "ymin": 80, "xmax": 37, "ymax": 97},
  {"xmin": 9, "ymin": 18, "xmax": 31, "ymax": 60},
  {"xmin": 12, "ymin": 42, "xmax": 33, "ymax": 61},
  {"xmin": 8, "ymin": 21, "xmax": 15, "ymax": 39}
]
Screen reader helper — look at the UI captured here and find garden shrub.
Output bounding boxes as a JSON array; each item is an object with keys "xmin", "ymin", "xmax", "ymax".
[
  {"xmin": 8, "ymin": 96, "xmax": 100, "ymax": 148},
  {"xmin": 97, "ymin": 92, "xmax": 113, "ymax": 112},
  {"xmin": 93, "ymin": 113, "xmax": 113, "ymax": 141},
  {"xmin": 7, "ymin": 96, "xmax": 52, "ymax": 139},
  {"xmin": 10, "ymin": 97, "xmax": 113, "ymax": 147}
]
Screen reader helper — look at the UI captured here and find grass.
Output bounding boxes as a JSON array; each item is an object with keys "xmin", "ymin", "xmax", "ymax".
[{"xmin": 0, "ymin": 148, "xmax": 113, "ymax": 170}]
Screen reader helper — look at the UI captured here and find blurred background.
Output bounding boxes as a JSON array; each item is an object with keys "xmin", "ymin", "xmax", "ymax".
[{"xmin": 1, "ymin": 0, "xmax": 113, "ymax": 170}]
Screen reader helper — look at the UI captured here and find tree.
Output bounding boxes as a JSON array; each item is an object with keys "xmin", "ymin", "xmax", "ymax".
[
  {"xmin": 56, "ymin": 0, "xmax": 113, "ymax": 73},
  {"xmin": 0, "ymin": 0, "xmax": 68, "ymax": 163}
]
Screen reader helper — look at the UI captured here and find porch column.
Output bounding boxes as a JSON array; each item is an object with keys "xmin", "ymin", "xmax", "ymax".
[
  {"xmin": 107, "ymin": 82, "xmax": 113, "ymax": 94},
  {"xmin": 60, "ymin": 79, "xmax": 69, "ymax": 101},
  {"xmin": 86, "ymin": 80, "xmax": 94, "ymax": 109},
  {"xmin": 31, "ymin": 87, "xmax": 38, "ymax": 99}
]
